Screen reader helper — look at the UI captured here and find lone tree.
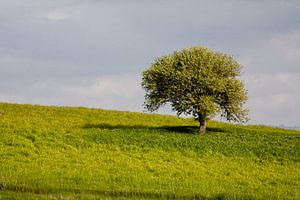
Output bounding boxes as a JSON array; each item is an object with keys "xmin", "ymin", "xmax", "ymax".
[{"xmin": 142, "ymin": 46, "xmax": 249, "ymax": 135}]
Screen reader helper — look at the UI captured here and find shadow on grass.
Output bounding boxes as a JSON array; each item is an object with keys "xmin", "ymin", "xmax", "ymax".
[
  {"xmin": 1, "ymin": 183, "xmax": 255, "ymax": 200},
  {"xmin": 83, "ymin": 123, "xmax": 225, "ymax": 134},
  {"xmin": 83, "ymin": 123, "xmax": 197, "ymax": 134},
  {"xmin": 83, "ymin": 123, "xmax": 152, "ymax": 130},
  {"xmin": 206, "ymin": 127, "xmax": 226, "ymax": 133}
]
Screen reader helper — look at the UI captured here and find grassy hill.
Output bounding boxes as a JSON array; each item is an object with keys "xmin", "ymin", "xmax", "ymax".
[{"xmin": 0, "ymin": 102, "xmax": 299, "ymax": 199}]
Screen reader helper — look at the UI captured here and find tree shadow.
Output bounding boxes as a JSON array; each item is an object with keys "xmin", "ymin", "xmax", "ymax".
[
  {"xmin": 206, "ymin": 127, "xmax": 225, "ymax": 133},
  {"xmin": 83, "ymin": 123, "xmax": 227, "ymax": 135},
  {"xmin": 83, "ymin": 123, "xmax": 150, "ymax": 130},
  {"xmin": 83, "ymin": 123, "xmax": 198, "ymax": 135},
  {"xmin": 160, "ymin": 125, "xmax": 197, "ymax": 134}
]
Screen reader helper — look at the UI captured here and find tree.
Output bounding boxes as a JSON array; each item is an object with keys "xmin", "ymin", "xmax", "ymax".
[{"xmin": 142, "ymin": 46, "xmax": 249, "ymax": 135}]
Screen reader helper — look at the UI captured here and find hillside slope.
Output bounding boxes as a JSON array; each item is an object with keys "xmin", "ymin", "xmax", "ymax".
[{"xmin": 0, "ymin": 103, "xmax": 299, "ymax": 199}]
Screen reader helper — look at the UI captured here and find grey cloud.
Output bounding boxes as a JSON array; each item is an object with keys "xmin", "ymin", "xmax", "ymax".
[
  {"xmin": 244, "ymin": 72, "xmax": 300, "ymax": 126},
  {"xmin": 0, "ymin": 74, "xmax": 144, "ymax": 111},
  {"xmin": 0, "ymin": 0, "xmax": 300, "ymax": 126}
]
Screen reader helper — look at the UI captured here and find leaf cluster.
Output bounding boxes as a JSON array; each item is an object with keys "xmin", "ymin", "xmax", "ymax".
[{"xmin": 142, "ymin": 46, "xmax": 249, "ymax": 122}]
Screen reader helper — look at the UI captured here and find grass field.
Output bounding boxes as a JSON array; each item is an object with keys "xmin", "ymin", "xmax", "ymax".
[{"xmin": 0, "ymin": 102, "xmax": 299, "ymax": 199}]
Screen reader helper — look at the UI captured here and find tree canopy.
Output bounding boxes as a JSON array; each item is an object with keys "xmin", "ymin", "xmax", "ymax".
[{"xmin": 142, "ymin": 46, "xmax": 249, "ymax": 135}]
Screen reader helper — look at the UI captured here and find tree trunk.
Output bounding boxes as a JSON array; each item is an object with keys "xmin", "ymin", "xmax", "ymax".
[{"xmin": 198, "ymin": 120, "xmax": 206, "ymax": 136}]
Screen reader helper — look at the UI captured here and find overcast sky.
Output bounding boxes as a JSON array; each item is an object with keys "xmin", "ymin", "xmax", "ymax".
[{"xmin": 0, "ymin": 0, "xmax": 300, "ymax": 127}]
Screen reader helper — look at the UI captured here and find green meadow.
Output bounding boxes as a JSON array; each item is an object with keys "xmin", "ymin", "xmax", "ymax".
[{"xmin": 0, "ymin": 102, "xmax": 299, "ymax": 199}]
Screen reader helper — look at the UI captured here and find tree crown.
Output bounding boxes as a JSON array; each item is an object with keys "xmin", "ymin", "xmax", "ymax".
[{"xmin": 142, "ymin": 46, "xmax": 249, "ymax": 123}]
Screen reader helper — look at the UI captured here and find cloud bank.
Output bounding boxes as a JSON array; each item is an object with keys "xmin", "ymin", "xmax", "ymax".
[{"xmin": 0, "ymin": 0, "xmax": 299, "ymax": 127}]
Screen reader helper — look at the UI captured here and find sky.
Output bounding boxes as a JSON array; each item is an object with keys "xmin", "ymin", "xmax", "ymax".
[{"xmin": 0, "ymin": 0, "xmax": 300, "ymax": 127}]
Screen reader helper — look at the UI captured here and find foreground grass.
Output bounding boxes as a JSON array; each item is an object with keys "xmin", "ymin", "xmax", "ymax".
[{"xmin": 0, "ymin": 103, "xmax": 299, "ymax": 199}]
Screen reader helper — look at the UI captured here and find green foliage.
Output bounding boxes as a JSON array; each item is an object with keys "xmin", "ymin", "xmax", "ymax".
[
  {"xmin": 0, "ymin": 103, "xmax": 299, "ymax": 199},
  {"xmin": 142, "ymin": 46, "xmax": 249, "ymax": 122}
]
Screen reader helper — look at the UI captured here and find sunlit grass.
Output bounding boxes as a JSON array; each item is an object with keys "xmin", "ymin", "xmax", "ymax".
[{"xmin": 0, "ymin": 102, "xmax": 299, "ymax": 199}]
